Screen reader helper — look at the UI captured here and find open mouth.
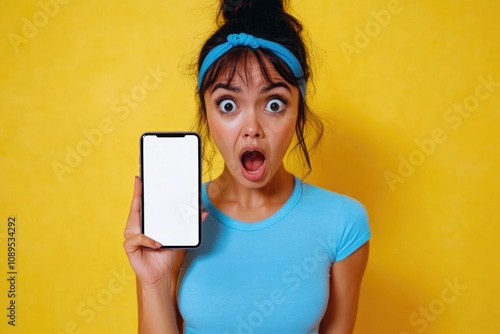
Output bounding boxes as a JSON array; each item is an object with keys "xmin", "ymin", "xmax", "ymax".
[{"xmin": 241, "ymin": 150, "xmax": 266, "ymax": 174}]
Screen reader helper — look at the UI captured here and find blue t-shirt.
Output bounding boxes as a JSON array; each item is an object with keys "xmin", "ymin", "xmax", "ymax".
[{"xmin": 178, "ymin": 176, "xmax": 370, "ymax": 334}]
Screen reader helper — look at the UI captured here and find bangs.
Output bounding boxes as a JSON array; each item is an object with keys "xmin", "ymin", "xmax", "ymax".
[{"xmin": 198, "ymin": 47, "xmax": 301, "ymax": 97}]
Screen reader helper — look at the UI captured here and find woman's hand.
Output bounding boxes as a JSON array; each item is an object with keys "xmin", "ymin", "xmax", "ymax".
[{"xmin": 123, "ymin": 176, "xmax": 179, "ymax": 287}]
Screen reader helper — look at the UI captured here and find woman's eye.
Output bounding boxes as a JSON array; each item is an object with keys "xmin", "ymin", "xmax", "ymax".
[
  {"xmin": 265, "ymin": 99, "xmax": 286, "ymax": 113},
  {"xmin": 218, "ymin": 99, "xmax": 237, "ymax": 113}
]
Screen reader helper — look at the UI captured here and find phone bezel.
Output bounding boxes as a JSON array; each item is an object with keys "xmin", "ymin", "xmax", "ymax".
[{"xmin": 140, "ymin": 131, "xmax": 202, "ymax": 248}]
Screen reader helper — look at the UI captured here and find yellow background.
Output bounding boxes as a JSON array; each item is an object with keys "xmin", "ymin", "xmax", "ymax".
[{"xmin": 1, "ymin": 0, "xmax": 499, "ymax": 333}]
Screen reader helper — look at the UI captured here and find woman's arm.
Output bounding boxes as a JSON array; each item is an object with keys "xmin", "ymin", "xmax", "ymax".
[
  {"xmin": 136, "ymin": 249, "xmax": 186, "ymax": 334},
  {"xmin": 124, "ymin": 177, "xmax": 187, "ymax": 334},
  {"xmin": 136, "ymin": 277, "xmax": 179, "ymax": 334},
  {"xmin": 319, "ymin": 241, "xmax": 370, "ymax": 334}
]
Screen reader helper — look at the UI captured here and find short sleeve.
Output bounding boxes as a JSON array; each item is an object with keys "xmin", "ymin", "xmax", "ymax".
[{"xmin": 334, "ymin": 197, "xmax": 371, "ymax": 262}]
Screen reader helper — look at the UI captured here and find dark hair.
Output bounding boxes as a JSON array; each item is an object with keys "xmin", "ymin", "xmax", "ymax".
[{"xmin": 195, "ymin": 0, "xmax": 324, "ymax": 176}]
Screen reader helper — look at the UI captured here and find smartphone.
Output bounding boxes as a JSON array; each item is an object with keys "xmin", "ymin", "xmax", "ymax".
[{"xmin": 140, "ymin": 132, "xmax": 201, "ymax": 248}]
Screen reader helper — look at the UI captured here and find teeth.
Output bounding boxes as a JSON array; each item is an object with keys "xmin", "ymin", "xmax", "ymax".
[{"xmin": 246, "ymin": 161, "xmax": 264, "ymax": 174}]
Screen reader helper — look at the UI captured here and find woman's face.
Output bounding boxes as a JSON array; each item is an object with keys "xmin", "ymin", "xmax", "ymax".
[{"xmin": 204, "ymin": 55, "xmax": 299, "ymax": 188}]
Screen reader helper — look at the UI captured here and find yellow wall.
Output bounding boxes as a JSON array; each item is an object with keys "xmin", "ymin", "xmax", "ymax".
[{"xmin": 1, "ymin": 0, "xmax": 498, "ymax": 333}]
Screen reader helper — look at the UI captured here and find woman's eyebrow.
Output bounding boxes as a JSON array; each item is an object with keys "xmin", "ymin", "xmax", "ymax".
[
  {"xmin": 210, "ymin": 81, "xmax": 291, "ymax": 94},
  {"xmin": 260, "ymin": 81, "xmax": 292, "ymax": 94},
  {"xmin": 210, "ymin": 83, "xmax": 241, "ymax": 94}
]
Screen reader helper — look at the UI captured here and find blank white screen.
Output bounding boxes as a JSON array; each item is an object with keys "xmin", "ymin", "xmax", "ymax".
[{"xmin": 142, "ymin": 134, "xmax": 199, "ymax": 247}]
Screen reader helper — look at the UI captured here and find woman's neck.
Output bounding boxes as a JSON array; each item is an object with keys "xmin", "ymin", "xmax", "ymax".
[{"xmin": 207, "ymin": 164, "xmax": 295, "ymax": 222}]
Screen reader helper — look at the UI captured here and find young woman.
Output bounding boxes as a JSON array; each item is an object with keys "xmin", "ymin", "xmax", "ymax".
[{"xmin": 124, "ymin": 0, "xmax": 370, "ymax": 333}]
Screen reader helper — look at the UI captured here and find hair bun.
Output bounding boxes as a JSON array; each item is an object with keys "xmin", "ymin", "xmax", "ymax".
[{"xmin": 221, "ymin": 0, "xmax": 285, "ymax": 22}]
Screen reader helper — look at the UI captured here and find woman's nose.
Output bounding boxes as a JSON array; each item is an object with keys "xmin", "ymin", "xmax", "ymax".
[{"xmin": 242, "ymin": 109, "xmax": 263, "ymax": 138}]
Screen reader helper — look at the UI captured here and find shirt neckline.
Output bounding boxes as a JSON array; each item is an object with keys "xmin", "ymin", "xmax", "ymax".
[{"xmin": 202, "ymin": 175, "xmax": 302, "ymax": 231}]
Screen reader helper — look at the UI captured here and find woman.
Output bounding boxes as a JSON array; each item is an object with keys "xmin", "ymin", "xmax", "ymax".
[{"xmin": 124, "ymin": 0, "xmax": 370, "ymax": 333}]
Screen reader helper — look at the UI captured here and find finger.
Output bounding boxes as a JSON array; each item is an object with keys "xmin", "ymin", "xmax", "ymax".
[
  {"xmin": 201, "ymin": 210, "xmax": 209, "ymax": 223},
  {"xmin": 130, "ymin": 175, "xmax": 142, "ymax": 214},
  {"xmin": 123, "ymin": 232, "xmax": 162, "ymax": 254},
  {"xmin": 124, "ymin": 176, "xmax": 142, "ymax": 237}
]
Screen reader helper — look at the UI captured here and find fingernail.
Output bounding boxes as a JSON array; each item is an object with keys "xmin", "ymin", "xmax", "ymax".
[{"xmin": 154, "ymin": 242, "xmax": 163, "ymax": 248}]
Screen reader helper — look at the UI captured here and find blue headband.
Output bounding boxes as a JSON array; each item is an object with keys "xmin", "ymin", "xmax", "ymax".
[{"xmin": 198, "ymin": 33, "xmax": 306, "ymax": 97}]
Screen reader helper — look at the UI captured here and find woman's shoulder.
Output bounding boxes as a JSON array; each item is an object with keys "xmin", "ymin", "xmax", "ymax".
[
  {"xmin": 296, "ymin": 179, "xmax": 370, "ymax": 261},
  {"xmin": 297, "ymin": 179, "xmax": 367, "ymax": 215}
]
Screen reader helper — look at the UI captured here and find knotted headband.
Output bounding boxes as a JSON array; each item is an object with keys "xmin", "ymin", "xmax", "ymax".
[{"xmin": 197, "ymin": 33, "xmax": 306, "ymax": 97}]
